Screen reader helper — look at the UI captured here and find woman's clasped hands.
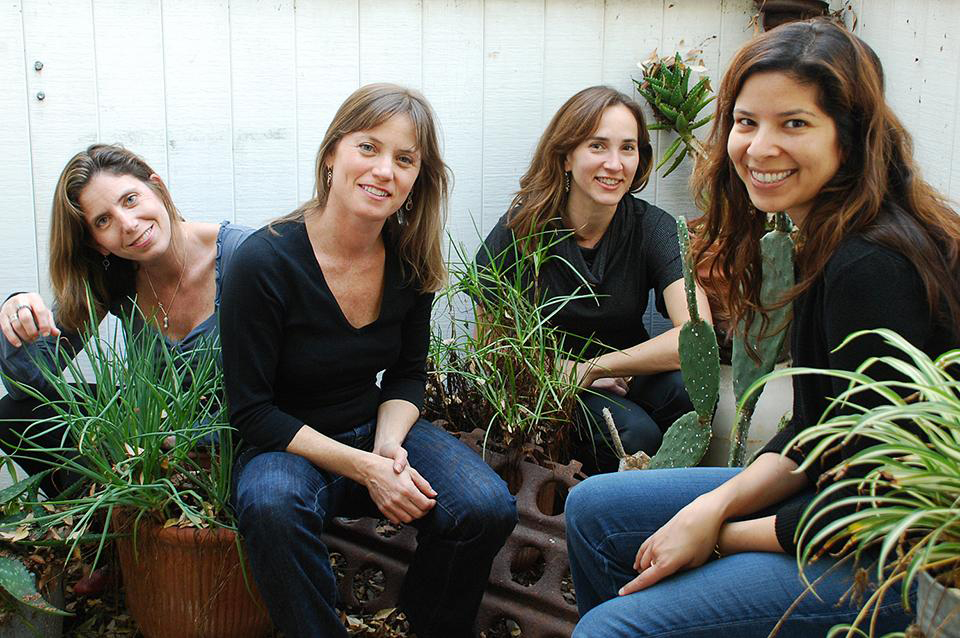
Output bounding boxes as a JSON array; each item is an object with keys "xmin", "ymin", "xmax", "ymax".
[
  {"xmin": 366, "ymin": 438, "xmax": 437, "ymax": 524},
  {"xmin": 1, "ymin": 293, "xmax": 60, "ymax": 348}
]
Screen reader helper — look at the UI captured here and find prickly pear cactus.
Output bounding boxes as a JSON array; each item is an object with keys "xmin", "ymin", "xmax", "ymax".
[
  {"xmin": 676, "ymin": 216, "xmax": 720, "ymax": 424},
  {"xmin": 728, "ymin": 212, "xmax": 795, "ymax": 466},
  {"xmin": 635, "ymin": 51, "xmax": 715, "ymax": 175},
  {"xmin": 646, "ymin": 218, "xmax": 718, "ymax": 469},
  {"xmin": 0, "ymin": 555, "xmax": 67, "ymax": 615},
  {"xmin": 649, "ymin": 411, "xmax": 711, "ymax": 469}
]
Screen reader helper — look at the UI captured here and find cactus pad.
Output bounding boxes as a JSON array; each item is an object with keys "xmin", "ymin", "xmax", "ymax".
[
  {"xmin": 679, "ymin": 320, "xmax": 720, "ymax": 423},
  {"xmin": 649, "ymin": 411, "xmax": 711, "ymax": 469},
  {"xmin": 0, "ymin": 555, "xmax": 68, "ymax": 615}
]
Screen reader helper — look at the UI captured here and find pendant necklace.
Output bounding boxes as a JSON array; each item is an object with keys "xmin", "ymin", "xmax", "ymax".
[{"xmin": 143, "ymin": 244, "xmax": 186, "ymax": 331}]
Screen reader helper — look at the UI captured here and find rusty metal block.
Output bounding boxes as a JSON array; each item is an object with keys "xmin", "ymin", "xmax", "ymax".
[{"xmin": 321, "ymin": 428, "xmax": 582, "ymax": 637}]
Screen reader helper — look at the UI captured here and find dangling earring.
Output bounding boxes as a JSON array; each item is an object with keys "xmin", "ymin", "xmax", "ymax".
[
  {"xmin": 102, "ymin": 255, "xmax": 110, "ymax": 271},
  {"xmin": 326, "ymin": 167, "xmax": 333, "ymax": 188},
  {"xmin": 405, "ymin": 195, "xmax": 413, "ymax": 212},
  {"xmin": 564, "ymin": 171, "xmax": 571, "ymax": 193}
]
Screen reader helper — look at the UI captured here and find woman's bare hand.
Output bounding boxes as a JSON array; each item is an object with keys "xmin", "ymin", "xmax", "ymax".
[
  {"xmin": 364, "ymin": 454, "xmax": 437, "ymax": 524},
  {"xmin": 619, "ymin": 496, "xmax": 724, "ymax": 595},
  {"xmin": 1, "ymin": 293, "xmax": 60, "ymax": 348}
]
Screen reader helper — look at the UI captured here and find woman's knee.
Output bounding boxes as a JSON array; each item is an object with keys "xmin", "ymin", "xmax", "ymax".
[
  {"xmin": 235, "ymin": 452, "xmax": 327, "ymax": 534},
  {"xmin": 456, "ymin": 473, "xmax": 517, "ymax": 543}
]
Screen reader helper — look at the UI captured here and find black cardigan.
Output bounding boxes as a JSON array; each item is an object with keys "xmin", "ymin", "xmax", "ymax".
[{"xmin": 758, "ymin": 234, "xmax": 957, "ymax": 553}]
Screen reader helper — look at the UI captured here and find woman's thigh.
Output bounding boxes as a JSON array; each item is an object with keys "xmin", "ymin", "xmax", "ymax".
[
  {"xmin": 400, "ymin": 420, "xmax": 516, "ymax": 532},
  {"xmin": 573, "ymin": 550, "xmax": 911, "ymax": 638}
]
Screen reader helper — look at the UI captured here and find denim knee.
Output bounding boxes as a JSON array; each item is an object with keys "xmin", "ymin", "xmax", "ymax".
[
  {"xmin": 453, "ymin": 476, "xmax": 517, "ymax": 546},
  {"xmin": 235, "ymin": 453, "xmax": 330, "ymax": 540}
]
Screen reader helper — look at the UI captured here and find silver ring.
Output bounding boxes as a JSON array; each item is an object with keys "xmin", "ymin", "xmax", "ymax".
[
  {"xmin": 8, "ymin": 314, "xmax": 18, "ymax": 324},
  {"xmin": 14, "ymin": 304, "xmax": 30, "ymax": 315}
]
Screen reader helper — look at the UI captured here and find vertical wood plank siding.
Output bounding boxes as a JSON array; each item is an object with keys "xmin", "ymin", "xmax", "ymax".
[{"xmin": 2, "ymin": 0, "xmax": 957, "ymax": 306}]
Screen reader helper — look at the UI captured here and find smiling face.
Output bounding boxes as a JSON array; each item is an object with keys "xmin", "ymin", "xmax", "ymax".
[
  {"xmin": 564, "ymin": 104, "xmax": 641, "ymax": 216},
  {"xmin": 727, "ymin": 71, "xmax": 842, "ymax": 227},
  {"xmin": 78, "ymin": 172, "xmax": 173, "ymax": 262},
  {"xmin": 325, "ymin": 114, "xmax": 421, "ymax": 222}
]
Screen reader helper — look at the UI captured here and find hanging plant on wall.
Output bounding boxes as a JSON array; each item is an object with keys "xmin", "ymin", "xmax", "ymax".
[{"xmin": 634, "ymin": 49, "xmax": 714, "ymax": 176}]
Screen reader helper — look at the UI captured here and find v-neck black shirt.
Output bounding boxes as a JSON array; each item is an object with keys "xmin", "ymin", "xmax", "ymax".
[
  {"xmin": 220, "ymin": 220, "xmax": 433, "ymax": 451},
  {"xmin": 475, "ymin": 195, "xmax": 683, "ymax": 358}
]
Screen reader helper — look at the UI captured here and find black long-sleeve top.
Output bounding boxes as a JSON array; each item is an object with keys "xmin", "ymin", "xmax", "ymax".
[
  {"xmin": 219, "ymin": 220, "xmax": 433, "ymax": 451},
  {"xmin": 758, "ymin": 234, "xmax": 957, "ymax": 553}
]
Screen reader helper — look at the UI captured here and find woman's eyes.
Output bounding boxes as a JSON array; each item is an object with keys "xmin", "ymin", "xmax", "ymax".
[
  {"xmin": 398, "ymin": 155, "xmax": 415, "ymax": 165},
  {"xmin": 358, "ymin": 142, "xmax": 376, "ymax": 153},
  {"xmin": 125, "ymin": 193, "xmax": 138, "ymax": 206},
  {"xmin": 784, "ymin": 119, "xmax": 808, "ymax": 129},
  {"xmin": 94, "ymin": 215, "xmax": 109, "ymax": 228}
]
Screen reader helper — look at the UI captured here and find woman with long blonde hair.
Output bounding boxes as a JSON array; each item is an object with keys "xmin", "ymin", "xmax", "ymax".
[
  {"xmin": 565, "ymin": 19, "xmax": 959, "ymax": 637},
  {"xmin": 0, "ymin": 144, "xmax": 250, "ymax": 496},
  {"xmin": 219, "ymin": 83, "xmax": 516, "ymax": 638}
]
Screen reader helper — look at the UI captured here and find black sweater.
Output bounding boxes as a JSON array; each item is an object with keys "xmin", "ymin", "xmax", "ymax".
[
  {"xmin": 758, "ymin": 235, "xmax": 957, "ymax": 553},
  {"xmin": 219, "ymin": 221, "xmax": 433, "ymax": 451}
]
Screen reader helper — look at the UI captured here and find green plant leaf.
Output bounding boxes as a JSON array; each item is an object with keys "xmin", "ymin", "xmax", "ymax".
[{"xmin": 0, "ymin": 556, "xmax": 69, "ymax": 616}]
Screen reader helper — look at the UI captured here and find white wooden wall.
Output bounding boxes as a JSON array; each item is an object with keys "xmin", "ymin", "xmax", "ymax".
[{"xmin": 2, "ymin": 0, "xmax": 959, "ymax": 302}]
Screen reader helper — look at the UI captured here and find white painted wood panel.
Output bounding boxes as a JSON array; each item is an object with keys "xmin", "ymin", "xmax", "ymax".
[
  {"xmin": 0, "ymin": 2, "xmax": 39, "ymax": 298},
  {"xmin": 481, "ymin": 0, "xmax": 545, "ymax": 237},
  {"xmin": 541, "ymin": 0, "xmax": 604, "ymax": 127},
  {"xmin": 422, "ymin": 0, "xmax": 484, "ymax": 255},
  {"xmin": 860, "ymin": 0, "xmax": 960, "ymax": 197},
  {"xmin": 295, "ymin": 0, "xmax": 361, "ymax": 205},
  {"xmin": 359, "ymin": 0, "xmax": 422, "ymax": 90},
  {"xmin": 229, "ymin": 0, "xmax": 298, "ymax": 228},
  {"xmin": 162, "ymin": 0, "xmax": 235, "ymax": 223},
  {"xmin": 22, "ymin": 0, "xmax": 99, "ymax": 298},
  {"xmin": 93, "ymin": 0, "xmax": 167, "ymax": 177}
]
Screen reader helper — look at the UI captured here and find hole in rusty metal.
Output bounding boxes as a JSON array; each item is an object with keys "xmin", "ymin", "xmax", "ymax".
[
  {"xmin": 352, "ymin": 565, "xmax": 386, "ymax": 604},
  {"xmin": 374, "ymin": 518, "xmax": 404, "ymax": 538},
  {"xmin": 536, "ymin": 480, "xmax": 569, "ymax": 516},
  {"xmin": 495, "ymin": 463, "xmax": 523, "ymax": 496},
  {"xmin": 482, "ymin": 616, "xmax": 523, "ymax": 638},
  {"xmin": 561, "ymin": 569, "xmax": 577, "ymax": 606},
  {"xmin": 509, "ymin": 545, "xmax": 545, "ymax": 586}
]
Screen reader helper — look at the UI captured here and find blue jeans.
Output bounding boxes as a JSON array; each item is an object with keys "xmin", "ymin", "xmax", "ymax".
[
  {"xmin": 565, "ymin": 469, "xmax": 912, "ymax": 637},
  {"xmin": 576, "ymin": 370, "xmax": 693, "ymax": 474},
  {"xmin": 232, "ymin": 418, "xmax": 517, "ymax": 638}
]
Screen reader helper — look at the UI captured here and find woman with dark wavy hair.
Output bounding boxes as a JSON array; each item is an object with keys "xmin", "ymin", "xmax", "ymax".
[
  {"xmin": 566, "ymin": 19, "xmax": 960, "ymax": 637},
  {"xmin": 476, "ymin": 85, "xmax": 711, "ymax": 473}
]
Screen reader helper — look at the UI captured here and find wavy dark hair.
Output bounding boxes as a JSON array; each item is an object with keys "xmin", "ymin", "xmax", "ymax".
[
  {"xmin": 506, "ymin": 86, "xmax": 653, "ymax": 247},
  {"xmin": 692, "ymin": 19, "xmax": 960, "ymax": 337}
]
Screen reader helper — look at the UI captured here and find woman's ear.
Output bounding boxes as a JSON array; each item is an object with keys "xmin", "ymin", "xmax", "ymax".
[{"xmin": 148, "ymin": 173, "xmax": 165, "ymax": 188}]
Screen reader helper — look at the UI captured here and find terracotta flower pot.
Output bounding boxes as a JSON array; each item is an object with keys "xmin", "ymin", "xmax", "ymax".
[{"xmin": 114, "ymin": 517, "xmax": 272, "ymax": 638}]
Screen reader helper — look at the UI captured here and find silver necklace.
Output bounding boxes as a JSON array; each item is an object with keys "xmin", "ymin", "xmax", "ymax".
[{"xmin": 143, "ymin": 246, "xmax": 186, "ymax": 331}]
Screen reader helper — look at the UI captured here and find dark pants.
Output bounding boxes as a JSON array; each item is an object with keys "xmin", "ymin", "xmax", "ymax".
[
  {"xmin": 232, "ymin": 418, "xmax": 517, "ymax": 638},
  {"xmin": 574, "ymin": 370, "xmax": 693, "ymax": 474},
  {"xmin": 0, "ymin": 393, "xmax": 77, "ymax": 497}
]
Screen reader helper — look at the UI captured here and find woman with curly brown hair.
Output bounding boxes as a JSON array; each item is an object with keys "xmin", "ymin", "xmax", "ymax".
[{"xmin": 566, "ymin": 19, "xmax": 960, "ymax": 637}]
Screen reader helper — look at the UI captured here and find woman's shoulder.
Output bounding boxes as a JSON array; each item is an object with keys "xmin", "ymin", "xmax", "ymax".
[{"xmin": 824, "ymin": 235, "xmax": 914, "ymax": 281}]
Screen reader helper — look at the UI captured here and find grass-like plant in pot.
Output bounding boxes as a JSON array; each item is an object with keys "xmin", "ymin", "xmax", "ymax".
[
  {"xmin": 743, "ymin": 328, "xmax": 960, "ymax": 637},
  {"xmin": 2, "ymin": 305, "xmax": 271, "ymax": 638},
  {"xmin": 426, "ymin": 231, "xmax": 596, "ymax": 470}
]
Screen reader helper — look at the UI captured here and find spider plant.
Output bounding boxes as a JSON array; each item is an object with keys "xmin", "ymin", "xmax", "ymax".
[
  {"xmin": 1, "ymin": 301, "xmax": 237, "ymax": 569},
  {"xmin": 427, "ymin": 227, "xmax": 599, "ymax": 465},
  {"xmin": 741, "ymin": 328, "xmax": 960, "ymax": 637}
]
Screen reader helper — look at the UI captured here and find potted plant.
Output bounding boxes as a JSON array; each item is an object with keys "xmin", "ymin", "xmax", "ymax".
[
  {"xmin": 746, "ymin": 328, "xmax": 960, "ymax": 637},
  {"xmin": 3, "ymin": 306, "xmax": 271, "ymax": 638}
]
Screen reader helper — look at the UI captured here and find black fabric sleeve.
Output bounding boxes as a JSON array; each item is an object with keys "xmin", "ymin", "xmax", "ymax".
[
  {"xmin": 379, "ymin": 290, "xmax": 433, "ymax": 409},
  {"xmin": 472, "ymin": 215, "xmax": 525, "ymax": 308},
  {"xmin": 220, "ymin": 235, "xmax": 306, "ymax": 452},
  {"xmin": 643, "ymin": 205, "xmax": 684, "ymax": 317},
  {"xmin": 771, "ymin": 247, "xmax": 930, "ymax": 553}
]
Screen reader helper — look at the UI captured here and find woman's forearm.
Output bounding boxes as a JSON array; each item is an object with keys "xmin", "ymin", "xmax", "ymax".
[
  {"xmin": 717, "ymin": 516, "xmax": 783, "ymax": 554},
  {"xmin": 587, "ymin": 328, "xmax": 681, "ymax": 380},
  {"xmin": 373, "ymin": 399, "xmax": 420, "ymax": 449},
  {"xmin": 286, "ymin": 425, "xmax": 377, "ymax": 484},
  {"xmin": 703, "ymin": 453, "xmax": 808, "ymax": 521}
]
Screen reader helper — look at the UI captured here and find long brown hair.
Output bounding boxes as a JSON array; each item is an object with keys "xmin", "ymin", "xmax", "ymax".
[
  {"xmin": 274, "ymin": 83, "xmax": 449, "ymax": 292},
  {"xmin": 692, "ymin": 19, "xmax": 960, "ymax": 336},
  {"xmin": 507, "ymin": 86, "xmax": 653, "ymax": 246},
  {"xmin": 50, "ymin": 144, "xmax": 182, "ymax": 333}
]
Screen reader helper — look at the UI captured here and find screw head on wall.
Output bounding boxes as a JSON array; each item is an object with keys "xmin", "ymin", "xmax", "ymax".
[
  {"xmin": 36, "ymin": 91, "xmax": 45, "ymax": 101},
  {"xmin": 34, "ymin": 61, "xmax": 43, "ymax": 71}
]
